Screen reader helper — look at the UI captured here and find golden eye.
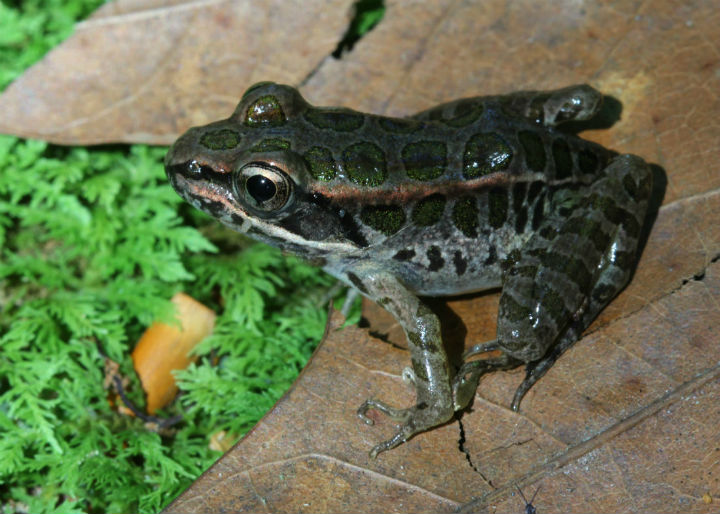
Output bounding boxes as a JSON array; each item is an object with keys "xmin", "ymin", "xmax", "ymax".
[{"xmin": 235, "ymin": 163, "xmax": 293, "ymax": 212}]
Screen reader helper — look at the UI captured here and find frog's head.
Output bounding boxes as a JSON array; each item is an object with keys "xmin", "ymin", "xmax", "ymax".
[{"xmin": 165, "ymin": 82, "xmax": 364, "ymax": 257}]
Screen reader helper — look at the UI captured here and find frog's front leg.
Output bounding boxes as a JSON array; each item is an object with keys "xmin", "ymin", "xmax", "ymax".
[{"xmin": 351, "ymin": 264, "xmax": 454, "ymax": 458}]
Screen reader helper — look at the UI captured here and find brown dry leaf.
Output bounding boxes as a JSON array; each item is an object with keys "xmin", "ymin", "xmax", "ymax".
[
  {"xmin": 161, "ymin": 1, "xmax": 719, "ymax": 512},
  {"xmin": 0, "ymin": 0, "xmax": 355, "ymax": 144},
  {"xmin": 2, "ymin": 0, "xmax": 718, "ymax": 512},
  {"xmin": 165, "ymin": 259, "xmax": 720, "ymax": 513}
]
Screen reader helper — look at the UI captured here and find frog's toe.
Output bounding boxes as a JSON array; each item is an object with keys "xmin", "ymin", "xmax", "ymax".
[
  {"xmin": 369, "ymin": 428, "xmax": 411, "ymax": 459},
  {"xmin": 401, "ymin": 366, "xmax": 416, "ymax": 385},
  {"xmin": 359, "ymin": 400, "xmax": 455, "ymax": 458},
  {"xmin": 462, "ymin": 339, "xmax": 499, "ymax": 359},
  {"xmin": 364, "ymin": 405, "xmax": 445, "ymax": 458},
  {"xmin": 357, "ymin": 398, "xmax": 412, "ymax": 425},
  {"xmin": 452, "ymin": 354, "xmax": 520, "ymax": 410}
]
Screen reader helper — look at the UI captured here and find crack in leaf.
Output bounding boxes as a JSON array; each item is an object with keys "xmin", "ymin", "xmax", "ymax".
[
  {"xmin": 456, "ymin": 414, "xmax": 495, "ymax": 489},
  {"xmin": 584, "ymin": 250, "xmax": 720, "ymax": 341},
  {"xmin": 681, "ymin": 252, "xmax": 720, "ymax": 285}
]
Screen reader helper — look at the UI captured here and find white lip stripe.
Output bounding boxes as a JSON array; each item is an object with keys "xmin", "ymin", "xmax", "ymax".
[
  {"xmin": 238, "ymin": 218, "xmax": 251, "ymax": 234},
  {"xmin": 183, "ymin": 174, "xmax": 361, "ymax": 254},
  {"xmin": 254, "ymin": 218, "xmax": 359, "ymax": 253}
]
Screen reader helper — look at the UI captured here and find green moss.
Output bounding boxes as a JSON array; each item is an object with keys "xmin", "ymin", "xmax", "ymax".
[
  {"xmin": 332, "ymin": 0, "xmax": 386, "ymax": 57},
  {"xmin": 0, "ymin": 0, "xmax": 105, "ymax": 91},
  {"xmin": 0, "ymin": 3, "xmax": 355, "ymax": 513},
  {"xmin": 0, "ymin": 136, "xmax": 343, "ymax": 514}
]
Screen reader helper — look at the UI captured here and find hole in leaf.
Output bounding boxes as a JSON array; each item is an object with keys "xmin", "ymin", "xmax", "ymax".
[{"xmin": 332, "ymin": 0, "xmax": 385, "ymax": 58}]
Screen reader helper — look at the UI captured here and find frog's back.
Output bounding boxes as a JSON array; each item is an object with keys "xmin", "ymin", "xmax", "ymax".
[
  {"xmin": 294, "ymin": 94, "xmax": 618, "ymax": 295},
  {"xmin": 291, "ymin": 93, "xmax": 616, "ymax": 193}
]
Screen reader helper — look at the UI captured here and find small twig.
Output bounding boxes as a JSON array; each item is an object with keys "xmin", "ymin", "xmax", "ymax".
[{"xmin": 112, "ymin": 374, "xmax": 183, "ymax": 429}]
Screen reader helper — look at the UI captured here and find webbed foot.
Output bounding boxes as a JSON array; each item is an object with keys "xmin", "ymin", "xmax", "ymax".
[
  {"xmin": 462, "ymin": 339, "xmax": 499, "ymax": 359},
  {"xmin": 357, "ymin": 398, "xmax": 453, "ymax": 458},
  {"xmin": 452, "ymin": 353, "xmax": 519, "ymax": 410}
]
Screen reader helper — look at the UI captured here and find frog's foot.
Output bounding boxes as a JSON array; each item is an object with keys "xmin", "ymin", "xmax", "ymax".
[
  {"xmin": 462, "ymin": 339, "xmax": 499, "ymax": 359},
  {"xmin": 357, "ymin": 399, "xmax": 453, "ymax": 458},
  {"xmin": 510, "ymin": 336, "xmax": 574, "ymax": 411},
  {"xmin": 510, "ymin": 300, "xmax": 607, "ymax": 411},
  {"xmin": 452, "ymin": 354, "xmax": 519, "ymax": 410},
  {"xmin": 503, "ymin": 154, "xmax": 652, "ymax": 412}
]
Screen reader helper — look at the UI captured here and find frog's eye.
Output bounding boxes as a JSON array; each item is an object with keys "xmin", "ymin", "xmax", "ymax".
[{"xmin": 236, "ymin": 163, "xmax": 293, "ymax": 213}]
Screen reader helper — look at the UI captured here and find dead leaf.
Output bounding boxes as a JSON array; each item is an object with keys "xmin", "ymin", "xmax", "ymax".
[
  {"xmin": 0, "ymin": 0, "xmax": 355, "ymax": 144},
  {"xmin": 132, "ymin": 292, "xmax": 216, "ymax": 414},
  {"xmin": 2, "ymin": 0, "xmax": 719, "ymax": 512},
  {"xmin": 162, "ymin": 1, "xmax": 720, "ymax": 511},
  {"xmin": 165, "ymin": 261, "xmax": 720, "ymax": 513}
]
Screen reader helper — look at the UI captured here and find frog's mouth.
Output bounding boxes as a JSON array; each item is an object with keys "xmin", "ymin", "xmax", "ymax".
[{"xmin": 166, "ymin": 167, "xmax": 245, "ymax": 227}]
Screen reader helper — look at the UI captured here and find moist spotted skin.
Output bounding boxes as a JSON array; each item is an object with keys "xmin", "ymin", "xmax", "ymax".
[{"xmin": 165, "ymin": 82, "xmax": 653, "ymax": 458}]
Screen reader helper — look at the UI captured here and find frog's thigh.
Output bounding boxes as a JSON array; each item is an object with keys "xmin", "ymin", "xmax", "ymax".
[
  {"xmin": 497, "ymin": 225, "xmax": 596, "ymax": 364},
  {"xmin": 498, "ymin": 154, "xmax": 651, "ymax": 364},
  {"xmin": 350, "ymin": 265, "xmax": 454, "ymax": 456},
  {"xmin": 500, "ymin": 154, "xmax": 651, "ymax": 405}
]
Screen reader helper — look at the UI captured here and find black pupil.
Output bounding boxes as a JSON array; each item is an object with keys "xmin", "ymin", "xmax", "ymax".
[{"xmin": 246, "ymin": 175, "xmax": 276, "ymax": 204}]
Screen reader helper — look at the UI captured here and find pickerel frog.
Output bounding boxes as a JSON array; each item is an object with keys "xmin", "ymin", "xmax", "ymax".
[{"xmin": 165, "ymin": 82, "xmax": 651, "ymax": 457}]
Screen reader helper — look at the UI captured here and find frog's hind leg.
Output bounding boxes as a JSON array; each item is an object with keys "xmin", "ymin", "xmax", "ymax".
[
  {"xmin": 498, "ymin": 153, "xmax": 652, "ymax": 411},
  {"xmin": 451, "ymin": 339, "xmax": 518, "ymax": 411},
  {"xmin": 452, "ymin": 352, "xmax": 521, "ymax": 411},
  {"xmin": 452, "ymin": 339, "xmax": 510, "ymax": 409},
  {"xmin": 463, "ymin": 340, "xmax": 499, "ymax": 358}
]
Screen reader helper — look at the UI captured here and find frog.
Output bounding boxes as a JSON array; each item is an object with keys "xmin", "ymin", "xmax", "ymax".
[{"xmin": 164, "ymin": 81, "xmax": 652, "ymax": 458}]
